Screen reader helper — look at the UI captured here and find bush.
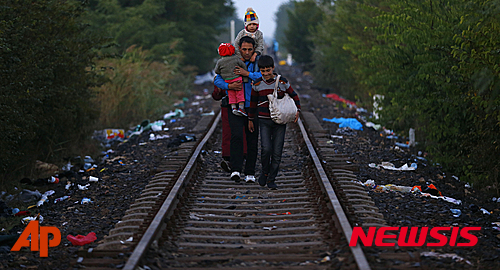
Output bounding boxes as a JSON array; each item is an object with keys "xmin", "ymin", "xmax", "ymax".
[
  {"xmin": 92, "ymin": 46, "xmax": 193, "ymax": 128},
  {"xmin": 309, "ymin": 0, "xmax": 500, "ymax": 188},
  {"xmin": 0, "ymin": 0, "xmax": 106, "ymax": 182}
]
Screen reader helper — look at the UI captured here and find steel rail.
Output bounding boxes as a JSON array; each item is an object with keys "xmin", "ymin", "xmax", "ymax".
[
  {"xmin": 297, "ymin": 117, "xmax": 371, "ymax": 270},
  {"xmin": 123, "ymin": 111, "xmax": 221, "ymax": 270}
]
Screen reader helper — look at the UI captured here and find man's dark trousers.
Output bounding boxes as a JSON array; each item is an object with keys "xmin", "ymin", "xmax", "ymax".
[{"xmin": 228, "ymin": 110, "xmax": 258, "ymax": 176}]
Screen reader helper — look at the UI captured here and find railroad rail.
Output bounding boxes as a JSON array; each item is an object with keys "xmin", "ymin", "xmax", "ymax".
[{"xmin": 76, "ymin": 108, "xmax": 385, "ymax": 269}]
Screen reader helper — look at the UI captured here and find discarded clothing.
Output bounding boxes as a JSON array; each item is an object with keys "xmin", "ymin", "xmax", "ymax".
[
  {"xmin": 421, "ymin": 252, "xmax": 472, "ymax": 265},
  {"xmin": 361, "ymin": 180, "xmax": 461, "ymax": 205},
  {"xmin": 19, "ymin": 189, "xmax": 42, "ymax": 203},
  {"xmin": 324, "ymin": 93, "xmax": 356, "ymax": 107},
  {"xmin": 370, "ymin": 162, "xmax": 416, "ymax": 171},
  {"xmin": 323, "ymin": 118, "xmax": 363, "ymax": 130},
  {"xmin": 67, "ymin": 232, "xmax": 97, "ymax": 246},
  {"xmin": 168, "ymin": 133, "xmax": 196, "ymax": 148},
  {"xmin": 365, "ymin": 122, "xmax": 382, "ymax": 130},
  {"xmin": 412, "ymin": 184, "xmax": 442, "ymax": 196},
  {"xmin": 361, "ymin": 180, "xmax": 416, "ymax": 193}
]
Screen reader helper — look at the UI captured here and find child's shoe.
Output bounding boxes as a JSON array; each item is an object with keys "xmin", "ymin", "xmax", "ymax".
[
  {"xmin": 232, "ymin": 109, "xmax": 239, "ymax": 116},
  {"xmin": 235, "ymin": 108, "xmax": 247, "ymax": 117}
]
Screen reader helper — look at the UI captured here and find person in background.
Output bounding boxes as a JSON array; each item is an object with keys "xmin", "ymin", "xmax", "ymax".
[
  {"xmin": 234, "ymin": 7, "xmax": 264, "ymax": 63},
  {"xmin": 248, "ymin": 55, "xmax": 300, "ymax": 189},
  {"xmin": 214, "ymin": 36, "xmax": 261, "ymax": 183},
  {"xmin": 212, "ymin": 83, "xmax": 249, "ymax": 174}
]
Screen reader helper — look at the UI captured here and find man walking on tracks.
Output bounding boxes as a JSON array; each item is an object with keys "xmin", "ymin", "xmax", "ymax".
[{"xmin": 214, "ymin": 36, "xmax": 262, "ymax": 183}]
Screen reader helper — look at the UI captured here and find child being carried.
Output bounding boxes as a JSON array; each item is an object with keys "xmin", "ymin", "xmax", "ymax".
[
  {"xmin": 214, "ymin": 43, "xmax": 248, "ymax": 117},
  {"xmin": 234, "ymin": 7, "xmax": 264, "ymax": 62}
]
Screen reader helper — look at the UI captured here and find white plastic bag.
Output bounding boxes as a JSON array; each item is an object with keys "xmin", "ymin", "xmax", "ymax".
[{"xmin": 267, "ymin": 75, "xmax": 297, "ymax": 124}]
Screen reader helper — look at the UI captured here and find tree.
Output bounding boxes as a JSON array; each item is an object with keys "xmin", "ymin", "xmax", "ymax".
[
  {"xmin": 312, "ymin": 0, "xmax": 384, "ymax": 99},
  {"xmin": 84, "ymin": 0, "xmax": 235, "ymax": 72},
  {"xmin": 0, "ymin": 0, "xmax": 107, "ymax": 180},
  {"xmin": 310, "ymin": 0, "xmax": 500, "ymax": 187},
  {"xmin": 274, "ymin": 1, "xmax": 295, "ymax": 56},
  {"xmin": 283, "ymin": 0, "xmax": 324, "ymax": 66}
]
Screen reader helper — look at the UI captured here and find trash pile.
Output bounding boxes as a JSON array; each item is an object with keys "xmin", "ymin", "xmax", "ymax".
[
  {"xmin": 0, "ymin": 158, "xmax": 103, "ymax": 250},
  {"xmin": 359, "ymin": 179, "xmax": 464, "ymax": 204},
  {"xmin": 321, "ymin": 94, "xmax": 417, "ymax": 150},
  {"xmin": 0, "ymin": 87, "xmax": 215, "ymax": 258}
]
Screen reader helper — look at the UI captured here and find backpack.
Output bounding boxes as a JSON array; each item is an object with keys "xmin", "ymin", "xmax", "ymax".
[{"xmin": 267, "ymin": 75, "xmax": 297, "ymax": 124}]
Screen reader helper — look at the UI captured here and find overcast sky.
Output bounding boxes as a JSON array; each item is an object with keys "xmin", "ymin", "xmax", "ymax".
[{"xmin": 233, "ymin": 0, "xmax": 290, "ymax": 43}]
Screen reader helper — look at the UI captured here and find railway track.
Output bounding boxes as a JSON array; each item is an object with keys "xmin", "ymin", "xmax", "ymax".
[{"xmin": 75, "ymin": 105, "xmax": 387, "ymax": 269}]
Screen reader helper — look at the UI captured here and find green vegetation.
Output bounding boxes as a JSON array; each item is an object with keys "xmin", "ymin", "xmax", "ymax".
[
  {"xmin": 84, "ymin": 0, "xmax": 234, "ymax": 72},
  {"xmin": 93, "ymin": 45, "xmax": 193, "ymax": 128},
  {"xmin": 284, "ymin": 0, "xmax": 500, "ymax": 188},
  {"xmin": 274, "ymin": 1, "xmax": 295, "ymax": 56},
  {"xmin": 283, "ymin": 0, "xmax": 324, "ymax": 66},
  {"xmin": 0, "ymin": 0, "xmax": 234, "ymax": 185},
  {"xmin": 0, "ymin": 0, "xmax": 107, "ymax": 182}
]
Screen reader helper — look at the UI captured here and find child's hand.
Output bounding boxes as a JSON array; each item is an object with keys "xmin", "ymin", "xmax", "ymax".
[
  {"xmin": 250, "ymin": 53, "xmax": 257, "ymax": 62},
  {"xmin": 294, "ymin": 111, "xmax": 300, "ymax": 123}
]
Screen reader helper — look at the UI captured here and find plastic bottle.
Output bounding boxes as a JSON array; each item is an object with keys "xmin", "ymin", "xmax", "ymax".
[
  {"xmin": 388, "ymin": 185, "xmax": 413, "ymax": 193},
  {"xmin": 409, "ymin": 128, "xmax": 415, "ymax": 146},
  {"xmin": 54, "ymin": 196, "xmax": 70, "ymax": 203},
  {"xmin": 36, "ymin": 190, "xmax": 55, "ymax": 207},
  {"xmin": 81, "ymin": 198, "xmax": 93, "ymax": 204},
  {"xmin": 48, "ymin": 176, "xmax": 59, "ymax": 184},
  {"xmin": 450, "ymin": 209, "xmax": 461, "ymax": 218},
  {"xmin": 37, "ymin": 195, "xmax": 48, "ymax": 207}
]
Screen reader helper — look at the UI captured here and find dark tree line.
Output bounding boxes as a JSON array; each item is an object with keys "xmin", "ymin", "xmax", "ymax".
[
  {"xmin": 282, "ymin": 0, "xmax": 500, "ymax": 188},
  {"xmin": 0, "ymin": 0, "xmax": 234, "ymax": 183}
]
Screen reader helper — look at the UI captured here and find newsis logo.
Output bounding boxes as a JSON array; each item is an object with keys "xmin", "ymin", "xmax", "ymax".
[
  {"xmin": 11, "ymin": 221, "xmax": 61, "ymax": 257},
  {"xmin": 349, "ymin": 227, "xmax": 481, "ymax": 247}
]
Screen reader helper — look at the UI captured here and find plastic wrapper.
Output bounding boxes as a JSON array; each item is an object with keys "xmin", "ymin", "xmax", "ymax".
[{"xmin": 67, "ymin": 232, "xmax": 97, "ymax": 246}]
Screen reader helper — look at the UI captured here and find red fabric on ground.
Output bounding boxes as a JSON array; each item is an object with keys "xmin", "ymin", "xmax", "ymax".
[
  {"xmin": 325, "ymin": 93, "xmax": 356, "ymax": 107},
  {"xmin": 67, "ymin": 232, "xmax": 97, "ymax": 246}
]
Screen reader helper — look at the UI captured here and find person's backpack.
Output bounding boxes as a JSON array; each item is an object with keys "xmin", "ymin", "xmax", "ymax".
[{"xmin": 267, "ymin": 75, "xmax": 297, "ymax": 124}]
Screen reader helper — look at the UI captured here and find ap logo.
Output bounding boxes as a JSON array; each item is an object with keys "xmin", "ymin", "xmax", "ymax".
[{"xmin": 11, "ymin": 221, "xmax": 61, "ymax": 257}]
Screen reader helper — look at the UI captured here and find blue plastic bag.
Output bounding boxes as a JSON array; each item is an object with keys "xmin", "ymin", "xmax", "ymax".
[{"xmin": 323, "ymin": 118, "xmax": 363, "ymax": 130}]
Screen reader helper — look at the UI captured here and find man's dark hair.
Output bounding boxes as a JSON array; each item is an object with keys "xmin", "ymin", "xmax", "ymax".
[
  {"xmin": 239, "ymin": 36, "xmax": 256, "ymax": 48},
  {"xmin": 258, "ymin": 55, "xmax": 274, "ymax": 69}
]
